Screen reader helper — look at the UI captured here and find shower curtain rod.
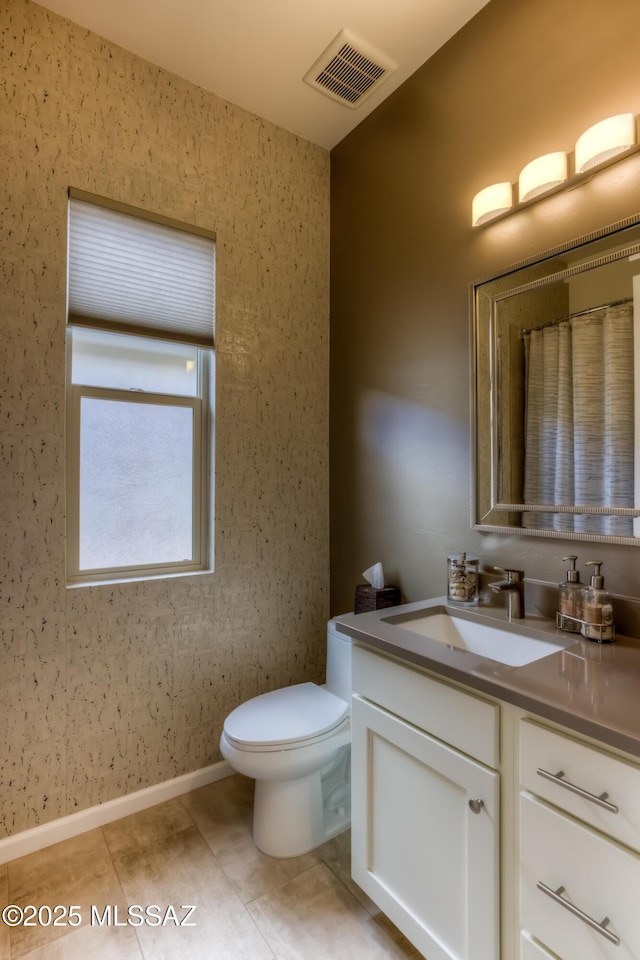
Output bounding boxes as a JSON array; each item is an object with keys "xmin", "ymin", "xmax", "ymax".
[{"xmin": 523, "ymin": 296, "xmax": 633, "ymax": 335}]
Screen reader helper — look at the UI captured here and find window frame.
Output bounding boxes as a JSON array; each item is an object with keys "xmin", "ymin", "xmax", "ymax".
[{"xmin": 65, "ymin": 328, "xmax": 212, "ymax": 585}]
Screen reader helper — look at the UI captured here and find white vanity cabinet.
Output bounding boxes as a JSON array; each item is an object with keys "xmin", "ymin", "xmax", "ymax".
[
  {"xmin": 351, "ymin": 645, "xmax": 500, "ymax": 960},
  {"xmin": 519, "ymin": 719, "xmax": 640, "ymax": 959},
  {"xmin": 349, "ymin": 637, "xmax": 640, "ymax": 960}
]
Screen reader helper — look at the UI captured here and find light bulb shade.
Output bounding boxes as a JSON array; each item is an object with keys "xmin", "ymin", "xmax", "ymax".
[
  {"xmin": 518, "ymin": 151, "xmax": 568, "ymax": 202},
  {"xmin": 575, "ymin": 113, "xmax": 636, "ymax": 173},
  {"xmin": 471, "ymin": 182, "xmax": 512, "ymax": 226}
]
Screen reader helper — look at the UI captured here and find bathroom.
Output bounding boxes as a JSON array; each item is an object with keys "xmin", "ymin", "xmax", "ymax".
[{"xmin": 2, "ymin": 0, "xmax": 640, "ymax": 956}]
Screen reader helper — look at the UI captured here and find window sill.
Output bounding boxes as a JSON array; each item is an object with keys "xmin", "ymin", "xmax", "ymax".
[{"xmin": 66, "ymin": 566, "xmax": 214, "ymax": 588}]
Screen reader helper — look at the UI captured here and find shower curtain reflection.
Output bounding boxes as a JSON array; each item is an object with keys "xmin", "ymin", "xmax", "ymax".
[{"xmin": 522, "ymin": 302, "xmax": 634, "ymax": 535}]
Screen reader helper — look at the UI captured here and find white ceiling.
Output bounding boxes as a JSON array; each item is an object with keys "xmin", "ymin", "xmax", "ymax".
[{"xmin": 35, "ymin": 0, "xmax": 489, "ymax": 149}]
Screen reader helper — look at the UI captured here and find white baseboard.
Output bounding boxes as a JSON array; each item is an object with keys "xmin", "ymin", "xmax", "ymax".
[{"xmin": 0, "ymin": 760, "xmax": 234, "ymax": 865}]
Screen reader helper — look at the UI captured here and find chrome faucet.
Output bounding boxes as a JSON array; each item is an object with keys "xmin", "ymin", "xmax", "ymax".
[{"xmin": 490, "ymin": 568, "xmax": 525, "ymax": 620}]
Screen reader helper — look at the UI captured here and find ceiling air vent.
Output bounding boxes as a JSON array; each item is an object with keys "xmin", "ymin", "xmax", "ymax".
[{"xmin": 303, "ymin": 29, "xmax": 397, "ymax": 109}]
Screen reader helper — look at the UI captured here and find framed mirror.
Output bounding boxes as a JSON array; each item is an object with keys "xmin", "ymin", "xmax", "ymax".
[{"xmin": 472, "ymin": 214, "xmax": 640, "ymax": 544}]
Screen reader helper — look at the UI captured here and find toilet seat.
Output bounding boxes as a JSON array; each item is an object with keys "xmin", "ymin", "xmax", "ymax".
[{"xmin": 223, "ymin": 682, "xmax": 349, "ymax": 750}]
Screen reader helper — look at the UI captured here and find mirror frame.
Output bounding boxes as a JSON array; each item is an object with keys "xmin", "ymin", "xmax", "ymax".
[{"xmin": 470, "ymin": 212, "xmax": 640, "ymax": 546}]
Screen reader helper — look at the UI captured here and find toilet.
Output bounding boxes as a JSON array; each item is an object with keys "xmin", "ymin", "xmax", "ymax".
[{"xmin": 219, "ymin": 618, "xmax": 352, "ymax": 858}]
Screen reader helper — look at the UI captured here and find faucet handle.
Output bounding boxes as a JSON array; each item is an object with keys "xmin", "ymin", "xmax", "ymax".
[{"xmin": 495, "ymin": 567, "xmax": 525, "ymax": 582}]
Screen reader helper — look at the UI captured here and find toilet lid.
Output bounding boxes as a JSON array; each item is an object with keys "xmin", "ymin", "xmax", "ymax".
[{"xmin": 223, "ymin": 682, "xmax": 349, "ymax": 748}]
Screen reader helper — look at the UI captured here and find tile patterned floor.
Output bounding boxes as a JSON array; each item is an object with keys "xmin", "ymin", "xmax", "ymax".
[{"xmin": 0, "ymin": 775, "xmax": 423, "ymax": 959}]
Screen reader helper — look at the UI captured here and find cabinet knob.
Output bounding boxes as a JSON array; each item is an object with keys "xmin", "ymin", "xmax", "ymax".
[{"xmin": 468, "ymin": 798, "xmax": 484, "ymax": 815}]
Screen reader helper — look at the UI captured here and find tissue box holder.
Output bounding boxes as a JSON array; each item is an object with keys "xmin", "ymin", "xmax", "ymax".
[{"xmin": 354, "ymin": 584, "xmax": 401, "ymax": 614}]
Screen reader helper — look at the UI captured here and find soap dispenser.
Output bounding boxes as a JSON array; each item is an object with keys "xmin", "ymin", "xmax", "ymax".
[
  {"xmin": 557, "ymin": 555, "xmax": 582, "ymax": 632},
  {"xmin": 580, "ymin": 561, "xmax": 614, "ymax": 643}
]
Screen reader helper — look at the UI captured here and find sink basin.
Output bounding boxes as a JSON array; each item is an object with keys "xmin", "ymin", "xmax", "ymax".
[{"xmin": 384, "ymin": 610, "xmax": 577, "ymax": 667}]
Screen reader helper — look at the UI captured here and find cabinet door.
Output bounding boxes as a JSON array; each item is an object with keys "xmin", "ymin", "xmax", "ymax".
[{"xmin": 351, "ymin": 695, "xmax": 499, "ymax": 960}]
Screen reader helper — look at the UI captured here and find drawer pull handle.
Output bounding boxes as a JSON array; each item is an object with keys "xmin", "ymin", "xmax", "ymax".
[
  {"xmin": 468, "ymin": 798, "xmax": 484, "ymax": 815},
  {"xmin": 537, "ymin": 882, "xmax": 620, "ymax": 945},
  {"xmin": 536, "ymin": 768, "xmax": 619, "ymax": 814}
]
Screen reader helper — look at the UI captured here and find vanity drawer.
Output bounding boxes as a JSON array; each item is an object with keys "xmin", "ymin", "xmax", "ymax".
[
  {"xmin": 352, "ymin": 645, "xmax": 498, "ymax": 767},
  {"xmin": 520, "ymin": 719, "xmax": 640, "ymax": 851},
  {"xmin": 520, "ymin": 793, "xmax": 640, "ymax": 960}
]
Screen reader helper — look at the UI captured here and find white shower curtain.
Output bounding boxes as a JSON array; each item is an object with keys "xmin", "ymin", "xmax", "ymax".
[{"xmin": 522, "ymin": 303, "xmax": 634, "ymax": 535}]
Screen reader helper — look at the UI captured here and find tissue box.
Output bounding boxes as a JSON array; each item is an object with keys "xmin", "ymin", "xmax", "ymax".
[{"xmin": 354, "ymin": 584, "xmax": 401, "ymax": 614}]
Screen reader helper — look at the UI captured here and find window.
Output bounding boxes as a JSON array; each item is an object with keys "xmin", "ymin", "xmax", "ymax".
[{"xmin": 66, "ymin": 193, "xmax": 215, "ymax": 584}]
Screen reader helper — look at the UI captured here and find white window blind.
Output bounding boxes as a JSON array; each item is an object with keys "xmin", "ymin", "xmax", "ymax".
[{"xmin": 68, "ymin": 195, "xmax": 215, "ymax": 347}]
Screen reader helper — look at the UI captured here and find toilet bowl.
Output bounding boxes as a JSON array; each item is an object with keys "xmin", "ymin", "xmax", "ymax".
[{"xmin": 219, "ymin": 618, "xmax": 352, "ymax": 858}]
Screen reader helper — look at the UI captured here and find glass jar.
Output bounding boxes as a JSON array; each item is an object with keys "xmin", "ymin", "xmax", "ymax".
[{"xmin": 447, "ymin": 553, "xmax": 479, "ymax": 605}]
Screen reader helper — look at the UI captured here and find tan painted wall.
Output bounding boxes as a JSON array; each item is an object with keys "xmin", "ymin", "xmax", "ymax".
[
  {"xmin": 1, "ymin": 0, "xmax": 329, "ymax": 838},
  {"xmin": 330, "ymin": 0, "xmax": 640, "ymax": 614}
]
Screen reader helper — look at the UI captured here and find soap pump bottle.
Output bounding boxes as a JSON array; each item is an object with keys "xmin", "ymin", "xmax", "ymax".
[
  {"xmin": 558, "ymin": 555, "xmax": 582, "ymax": 632},
  {"xmin": 580, "ymin": 561, "xmax": 614, "ymax": 643}
]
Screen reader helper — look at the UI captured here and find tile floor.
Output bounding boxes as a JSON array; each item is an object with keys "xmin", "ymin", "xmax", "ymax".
[{"xmin": 0, "ymin": 775, "xmax": 423, "ymax": 959}]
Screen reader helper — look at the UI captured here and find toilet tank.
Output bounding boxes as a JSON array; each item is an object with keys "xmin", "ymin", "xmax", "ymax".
[{"xmin": 325, "ymin": 618, "xmax": 353, "ymax": 704}]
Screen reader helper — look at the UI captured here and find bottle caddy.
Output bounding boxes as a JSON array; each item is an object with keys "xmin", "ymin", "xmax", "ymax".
[{"xmin": 556, "ymin": 557, "xmax": 615, "ymax": 643}]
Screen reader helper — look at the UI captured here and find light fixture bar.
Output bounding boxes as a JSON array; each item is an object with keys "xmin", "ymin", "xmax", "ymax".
[{"xmin": 472, "ymin": 113, "xmax": 639, "ymax": 227}]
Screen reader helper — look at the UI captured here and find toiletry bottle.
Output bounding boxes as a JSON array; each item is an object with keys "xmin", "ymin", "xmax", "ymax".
[
  {"xmin": 558, "ymin": 555, "xmax": 582, "ymax": 632},
  {"xmin": 580, "ymin": 561, "xmax": 614, "ymax": 643}
]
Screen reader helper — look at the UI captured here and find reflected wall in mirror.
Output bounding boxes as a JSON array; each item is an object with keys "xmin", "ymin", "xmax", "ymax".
[{"xmin": 472, "ymin": 215, "xmax": 640, "ymax": 544}]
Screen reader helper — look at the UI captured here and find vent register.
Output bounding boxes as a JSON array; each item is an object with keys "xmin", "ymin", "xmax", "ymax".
[{"xmin": 304, "ymin": 30, "xmax": 397, "ymax": 109}]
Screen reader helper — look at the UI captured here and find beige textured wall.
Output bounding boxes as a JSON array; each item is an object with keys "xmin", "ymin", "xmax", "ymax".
[
  {"xmin": 1, "ymin": 0, "xmax": 329, "ymax": 838},
  {"xmin": 330, "ymin": 0, "xmax": 640, "ymax": 614}
]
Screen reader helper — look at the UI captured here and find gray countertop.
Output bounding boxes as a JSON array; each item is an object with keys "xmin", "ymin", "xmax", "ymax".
[{"xmin": 336, "ymin": 597, "xmax": 640, "ymax": 759}]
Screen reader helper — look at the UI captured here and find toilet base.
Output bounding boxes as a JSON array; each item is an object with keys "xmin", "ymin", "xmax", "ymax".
[{"xmin": 253, "ymin": 746, "xmax": 351, "ymax": 858}]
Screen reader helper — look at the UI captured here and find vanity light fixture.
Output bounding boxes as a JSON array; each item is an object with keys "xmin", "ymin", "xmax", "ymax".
[
  {"xmin": 471, "ymin": 182, "xmax": 513, "ymax": 227},
  {"xmin": 574, "ymin": 113, "xmax": 636, "ymax": 172},
  {"xmin": 472, "ymin": 112, "xmax": 639, "ymax": 226},
  {"xmin": 518, "ymin": 151, "xmax": 568, "ymax": 203}
]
